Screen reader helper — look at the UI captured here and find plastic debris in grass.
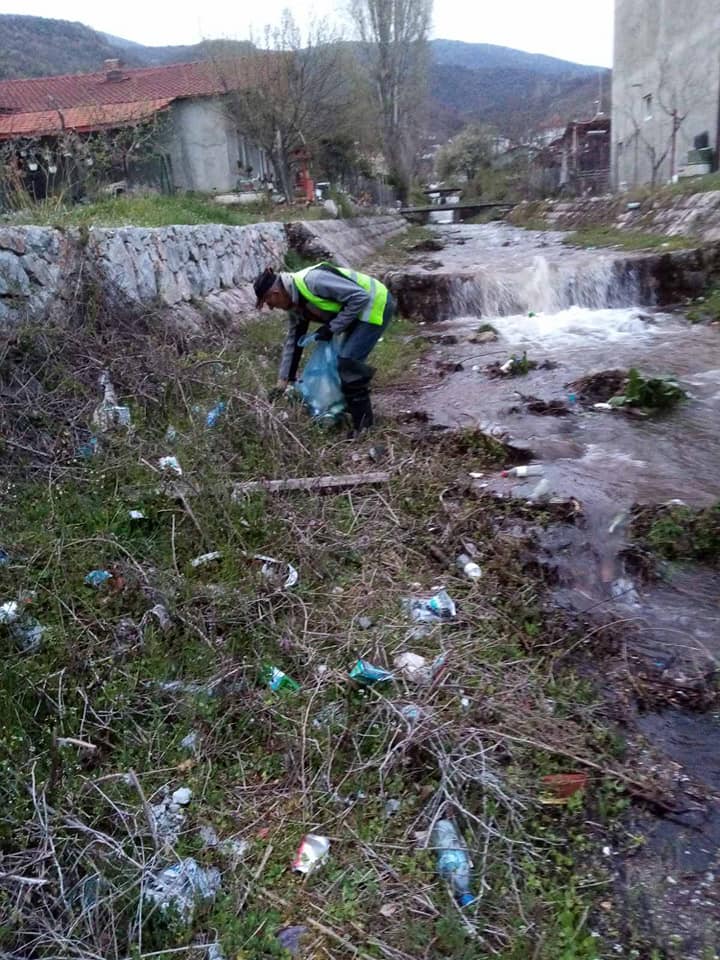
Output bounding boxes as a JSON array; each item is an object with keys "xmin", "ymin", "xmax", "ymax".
[
  {"xmin": 145, "ymin": 858, "xmax": 221, "ymax": 922},
  {"xmin": 393, "ymin": 651, "xmax": 446, "ymax": 685},
  {"xmin": 159, "ymin": 455, "xmax": 183, "ymax": 475},
  {"xmin": 84, "ymin": 569, "xmax": 113, "ymax": 589},
  {"xmin": 254, "ymin": 553, "xmax": 299, "ymax": 588},
  {"xmin": 206, "ymin": 943, "xmax": 226, "ymax": 960},
  {"xmin": 0, "ymin": 597, "xmax": 45, "ymax": 653},
  {"xmin": 92, "ymin": 371, "xmax": 132, "ymax": 432},
  {"xmin": 277, "ymin": 926, "xmax": 309, "ymax": 957},
  {"xmin": 263, "ymin": 665, "xmax": 300, "ymax": 692},
  {"xmin": 403, "ymin": 589, "xmax": 456, "ymax": 622},
  {"xmin": 141, "ymin": 603, "xmax": 172, "ymax": 633},
  {"xmin": 77, "ymin": 436, "xmax": 99, "ymax": 458},
  {"xmin": 165, "ymin": 424, "xmax": 178, "ymax": 443},
  {"xmin": 128, "ymin": 509, "xmax": 146, "ymax": 521},
  {"xmin": 190, "ymin": 551, "xmax": 222, "ymax": 568},
  {"xmin": 313, "ymin": 701, "xmax": 347, "ymax": 728},
  {"xmin": 432, "ymin": 819, "xmax": 474, "ymax": 907},
  {"xmin": 205, "ymin": 402, "xmax": 226, "ymax": 428},
  {"xmin": 180, "ymin": 730, "xmax": 199, "ymax": 752},
  {"xmin": 0, "ymin": 549, "xmax": 10, "ymax": 566},
  {"xmin": 291, "ymin": 834, "xmax": 330, "ymax": 875},
  {"xmin": 349, "ymin": 659, "xmax": 393, "ymax": 684}
]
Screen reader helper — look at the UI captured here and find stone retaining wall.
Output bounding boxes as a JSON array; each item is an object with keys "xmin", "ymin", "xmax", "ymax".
[{"xmin": 0, "ymin": 215, "xmax": 406, "ymax": 329}]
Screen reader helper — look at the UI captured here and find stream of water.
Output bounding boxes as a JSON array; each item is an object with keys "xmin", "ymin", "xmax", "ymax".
[{"xmin": 398, "ymin": 222, "xmax": 720, "ymax": 947}]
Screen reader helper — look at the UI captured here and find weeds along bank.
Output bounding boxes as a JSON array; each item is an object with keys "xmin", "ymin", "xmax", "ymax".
[{"xmin": 0, "ymin": 304, "xmax": 671, "ymax": 959}]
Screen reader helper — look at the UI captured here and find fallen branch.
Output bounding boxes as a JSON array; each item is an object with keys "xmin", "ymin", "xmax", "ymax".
[{"xmin": 233, "ymin": 472, "xmax": 390, "ymax": 498}]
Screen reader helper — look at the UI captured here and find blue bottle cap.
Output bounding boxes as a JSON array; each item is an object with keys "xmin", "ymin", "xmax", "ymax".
[{"xmin": 458, "ymin": 893, "xmax": 475, "ymax": 907}]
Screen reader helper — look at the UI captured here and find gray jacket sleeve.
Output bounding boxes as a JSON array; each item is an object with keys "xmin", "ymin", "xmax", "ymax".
[{"xmin": 304, "ymin": 268, "xmax": 371, "ymax": 334}]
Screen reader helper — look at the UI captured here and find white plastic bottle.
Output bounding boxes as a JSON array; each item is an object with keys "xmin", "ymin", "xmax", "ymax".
[
  {"xmin": 503, "ymin": 464, "xmax": 544, "ymax": 478},
  {"xmin": 456, "ymin": 553, "xmax": 482, "ymax": 580}
]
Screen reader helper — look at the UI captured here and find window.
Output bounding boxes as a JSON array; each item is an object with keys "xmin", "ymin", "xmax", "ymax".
[{"xmin": 643, "ymin": 94, "xmax": 653, "ymax": 120}]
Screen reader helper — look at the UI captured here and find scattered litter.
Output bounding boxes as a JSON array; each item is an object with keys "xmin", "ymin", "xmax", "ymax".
[
  {"xmin": 277, "ymin": 925, "xmax": 309, "ymax": 957},
  {"xmin": 172, "ymin": 787, "xmax": 192, "ymax": 806},
  {"xmin": 468, "ymin": 471, "xmax": 484, "ymax": 479},
  {"xmin": 432, "ymin": 819, "xmax": 474, "ymax": 907},
  {"xmin": 191, "ymin": 551, "xmax": 222, "ymax": 568},
  {"xmin": 142, "ymin": 604, "xmax": 173, "ymax": 633},
  {"xmin": 403, "ymin": 589, "xmax": 456, "ymax": 623},
  {"xmin": 313, "ymin": 701, "xmax": 347, "ymax": 728},
  {"xmin": 165, "ymin": 424, "xmax": 178, "ymax": 443},
  {"xmin": 501, "ymin": 464, "xmax": 544, "ymax": 478},
  {"xmin": 206, "ymin": 943, "xmax": 226, "ymax": 960},
  {"xmin": 150, "ymin": 792, "xmax": 187, "ymax": 845},
  {"xmin": 593, "ymin": 402, "xmax": 615, "ymax": 412},
  {"xmin": 254, "ymin": 553, "xmax": 299, "ymax": 588},
  {"xmin": 393, "ymin": 651, "xmax": 439, "ymax": 685},
  {"xmin": 460, "ymin": 696, "xmax": 471, "ymax": 710},
  {"xmin": 399, "ymin": 703, "xmax": 426, "ymax": 725},
  {"xmin": 205, "ymin": 402, "xmax": 227, "ymax": 428},
  {"xmin": 180, "ymin": 730, "xmax": 199, "ymax": 752},
  {"xmin": 385, "ymin": 799, "xmax": 401, "ymax": 815},
  {"xmin": 349, "ymin": 659, "xmax": 394, "ymax": 684},
  {"xmin": 264, "ymin": 665, "xmax": 301, "ymax": 692},
  {"xmin": 145, "ymin": 858, "xmax": 221, "ymax": 922},
  {"xmin": 84, "ymin": 569, "xmax": 113, "ymax": 588},
  {"xmin": 128, "ymin": 509, "xmax": 146, "ymax": 521},
  {"xmin": 456, "ymin": 553, "xmax": 482, "ymax": 580},
  {"xmin": 379, "ymin": 903, "xmax": 398, "ymax": 918},
  {"xmin": 199, "ymin": 824, "xmax": 219, "ymax": 847},
  {"xmin": 0, "ymin": 600, "xmax": 19, "ymax": 624},
  {"xmin": 528, "ymin": 477, "xmax": 550, "ymax": 502},
  {"xmin": 92, "ymin": 371, "xmax": 132, "ymax": 432},
  {"xmin": 0, "ymin": 549, "xmax": 10, "ymax": 566},
  {"xmin": 0, "ymin": 599, "xmax": 44, "ymax": 653},
  {"xmin": 159, "ymin": 455, "xmax": 183, "ymax": 475},
  {"xmin": 219, "ymin": 837, "xmax": 249, "ymax": 864},
  {"xmin": 541, "ymin": 772, "xmax": 589, "ymax": 801},
  {"xmin": 77, "ymin": 437, "xmax": 99, "ymax": 458},
  {"xmin": 291, "ymin": 834, "xmax": 330, "ymax": 875},
  {"xmin": 357, "ymin": 615, "xmax": 374, "ymax": 630}
]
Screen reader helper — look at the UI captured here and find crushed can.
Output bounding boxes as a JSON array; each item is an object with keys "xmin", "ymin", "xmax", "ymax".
[{"xmin": 291, "ymin": 834, "xmax": 330, "ymax": 875}]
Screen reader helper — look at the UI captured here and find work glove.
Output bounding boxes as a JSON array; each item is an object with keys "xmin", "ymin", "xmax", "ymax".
[{"xmin": 314, "ymin": 325, "xmax": 333, "ymax": 342}]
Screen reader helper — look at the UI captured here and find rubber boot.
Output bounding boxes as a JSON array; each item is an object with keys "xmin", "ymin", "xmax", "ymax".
[{"xmin": 346, "ymin": 392, "xmax": 374, "ymax": 435}]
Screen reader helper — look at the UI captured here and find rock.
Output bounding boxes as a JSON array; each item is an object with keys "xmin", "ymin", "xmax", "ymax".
[
  {"xmin": 469, "ymin": 330, "xmax": 498, "ymax": 344},
  {"xmin": 0, "ymin": 229, "xmax": 26, "ymax": 255}
]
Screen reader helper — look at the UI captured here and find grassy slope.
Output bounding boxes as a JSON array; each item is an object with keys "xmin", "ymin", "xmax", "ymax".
[{"xmin": 0, "ymin": 308, "xmax": 644, "ymax": 959}]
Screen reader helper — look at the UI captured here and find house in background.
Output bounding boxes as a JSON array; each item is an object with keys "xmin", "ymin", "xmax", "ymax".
[
  {"xmin": 0, "ymin": 59, "xmax": 271, "ymax": 197},
  {"xmin": 612, "ymin": 0, "xmax": 720, "ymax": 187}
]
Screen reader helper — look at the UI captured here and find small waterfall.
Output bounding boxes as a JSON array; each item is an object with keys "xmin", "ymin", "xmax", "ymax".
[{"xmin": 449, "ymin": 253, "xmax": 642, "ymax": 319}]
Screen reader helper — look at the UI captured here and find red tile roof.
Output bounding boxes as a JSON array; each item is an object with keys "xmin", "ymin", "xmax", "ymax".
[
  {"xmin": 0, "ymin": 99, "xmax": 174, "ymax": 139},
  {"xmin": 0, "ymin": 61, "xmax": 228, "ymax": 113}
]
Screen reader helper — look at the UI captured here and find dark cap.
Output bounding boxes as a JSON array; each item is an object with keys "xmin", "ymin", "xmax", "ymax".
[{"xmin": 253, "ymin": 267, "xmax": 277, "ymax": 308}]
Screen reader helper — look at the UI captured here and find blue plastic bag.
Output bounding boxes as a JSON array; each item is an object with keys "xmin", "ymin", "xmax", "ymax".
[{"xmin": 297, "ymin": 333, "xmax": 346, "ymax": 421}]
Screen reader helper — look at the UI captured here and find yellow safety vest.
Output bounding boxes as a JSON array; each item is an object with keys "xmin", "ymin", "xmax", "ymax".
[{"xmin": 292, "ymin": 262, "xmax": 388, "ymax": 326}]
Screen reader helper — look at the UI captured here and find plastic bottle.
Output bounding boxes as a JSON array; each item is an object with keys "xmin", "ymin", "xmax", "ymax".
[
  {"xmin": 456, "ymin": 553, "xmax": 482, "ymax": 580},
  {"xmin": 501, "ymin": 464, "xmax": 544, "ymax": 478},
  {"xmin": 431, "ymin": 819, "xmax": 474, "ymax": 907}
]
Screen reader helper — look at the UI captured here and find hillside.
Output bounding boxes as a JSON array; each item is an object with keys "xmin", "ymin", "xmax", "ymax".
[{"xmin": 0, "ymin": 14, "xmax": 610, "ymax": 137}]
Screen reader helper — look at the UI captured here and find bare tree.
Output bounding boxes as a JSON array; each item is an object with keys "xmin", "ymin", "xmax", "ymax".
[
  {"xmin": 351, "ymin": 0, "xmax": 433, "ymax": 202},
  {"xmin": 214, "ymin": 11, "xmax": 354, "ymax": 201}
]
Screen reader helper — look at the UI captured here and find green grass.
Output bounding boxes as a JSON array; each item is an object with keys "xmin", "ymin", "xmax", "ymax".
[
  {"xmin": 563, "ymin": 226, "xmax": 698, "ymax": 251},
  {"xmin": 633, "ymin": 502, "xmax": 720, "ymax": 566},
  {"xmin": 3, "ymin": 192, "xmax": 328, "ymax": 229},
  {"xmin": 0, "ymin": 306, "xmax": 682, "ymax": 958},
  {"xmin": 687, "ymin": 287, "xmax": 720, "ymax": 324}
]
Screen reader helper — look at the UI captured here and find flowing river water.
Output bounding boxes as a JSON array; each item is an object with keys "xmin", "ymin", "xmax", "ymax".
[{"xmin": 389, "ymin": 222, "xmax": 720, "ymax": 950}]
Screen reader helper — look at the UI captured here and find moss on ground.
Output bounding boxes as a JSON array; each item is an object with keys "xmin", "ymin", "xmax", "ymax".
[
  {"xmin": 0, "ymin": 309, "xmax": 660, "ymax": 959},
  {"xmin": 687, "ymin": 287, "xmax": 720, "ymax": 324},
  {"xmin": 631, "ymin": 502, "xmax": 720, "ymax": 567},
  {"xmin": 562, "ymin": 226, "xmax": 698, "ymax": 252}
]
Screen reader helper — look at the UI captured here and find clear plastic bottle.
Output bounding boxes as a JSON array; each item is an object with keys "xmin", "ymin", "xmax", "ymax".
[
  {"xmin": 431, "ymin": 819, "xmax": 474, "ymax": 907},
  {"xmin": 456, "ymin": 554, "xmax": 482, "ymax": 580},
  {"xmin": 502, "ymin": 464, "xmax": 544, "ymax": 478}
]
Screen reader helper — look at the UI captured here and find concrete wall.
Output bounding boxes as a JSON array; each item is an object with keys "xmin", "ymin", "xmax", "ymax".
[
  {"xmin": 0, "ymin": 215, "xmax": 406, "ymax": 329},
  {"xmin": 167, "ymin": 97, "xmax": 270, "ymax": 193},
  {"xmin": 612, "ymin": 0, "xmax": 720, "ymax": 188}
]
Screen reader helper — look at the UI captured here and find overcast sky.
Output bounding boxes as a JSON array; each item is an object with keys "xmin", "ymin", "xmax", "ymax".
[{"xmin": 2, "ymin": 0, "xmax": 615, "ymax": 67}]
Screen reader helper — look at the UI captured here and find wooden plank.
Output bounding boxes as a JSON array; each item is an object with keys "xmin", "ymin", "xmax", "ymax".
[{"xmin": 232, "ymin": 472, "xmax": 390, "ymax": 498}]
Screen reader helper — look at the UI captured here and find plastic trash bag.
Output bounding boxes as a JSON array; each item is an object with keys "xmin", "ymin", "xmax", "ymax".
[{"xmin": 297, "ymin": 333, "xmax": 346, "ymax": 421}]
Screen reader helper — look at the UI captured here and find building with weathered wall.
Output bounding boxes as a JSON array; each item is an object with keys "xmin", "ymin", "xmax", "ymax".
[{"xmin": 612, "ymin": 0, "xmax": 720, "ymax": 188}]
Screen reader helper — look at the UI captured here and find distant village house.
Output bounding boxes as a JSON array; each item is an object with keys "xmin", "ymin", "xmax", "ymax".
[{"xmin": 0, "ymin": 59, "xmax": 271, "ymax": 199}]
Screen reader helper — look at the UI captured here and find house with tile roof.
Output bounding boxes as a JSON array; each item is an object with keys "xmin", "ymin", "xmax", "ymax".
[{"xmin": 0, "ymin": 58, "xmax": 272, "ymax": 197}]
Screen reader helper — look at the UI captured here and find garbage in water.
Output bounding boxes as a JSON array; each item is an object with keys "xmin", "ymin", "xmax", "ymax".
[
  {"xmin": 349, "ymin": 659, "xmax": 394, "ymax": 684},
  {"xmin": 190, "ymin": 551, "xmax": 222, "ymax": 568},
  {"xmin": 77, "ymin": 436, "xmax": 99, "ymax": 458},
  {"xmin": 128, "ymin": 509, "xmax": 146, "ymax": 521},
  {"xmin": 291, "ymin": 834, "xmax": 330, "ymax": 875},
  {"xmin": 145, "ymin": 857, "xmax": 221, "ymax": 922},
  {"xmin": 0, "ymin": 598, "xmax": 44, "ymax": 653},
  {"xmin": 254, "ymin": 553, "xmax": 299, "ymax": 588},
  {"xmin": 159, "ymin": 455, "xmax": 183, "ymax": 475},
  {"xmin": 84, "ymin": 569, "xmax": 113, "ymax": 588},
  {"xmin": 264, "ymin": 665, "xmax": 301, "ymax": 692},
  {"xmin": 92, "ymin": 371, "xmax": 132, "ymax": 432},
  {"xmin": 0, "ymin": 549, "xmax": 10, "ymax": 566},
  {"xmin": 541, "ymin": 772, "xmax": 589, "ymax": 801},
  {"xmin": 172, "ymin": 787, "xmax": 192, "ymax": 806},
  {"xmin": 296, "ymin": 332, "xmax": 346, "ymax": 421},
  {"xmin": 528, "ymin": 477, "xmax": 550, "ymax": 502},
  {"xmin": 205, "ymin": 402, "xmax": 226, "ymax": 428},
  {"xmin": 501, "ymin": 464, "xmax": 544, "ymax": 478},
  {"xmin": 593, "ymin": 402, "xmax": 615, "ymax": 412},
  {"xmin": 277, "ymin": 925, "xmax": 309, "ymax": 957},
  {"xmin": 403, "ymin": 589, "xmax": 456, "ymax": 622},
  {"xmin": 431, "ymin": 818, "xmax": 474, "ymax": 907},
  {"xmin": 456, "ymin": 553, "xmax": 482, "ymax": 580}
]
